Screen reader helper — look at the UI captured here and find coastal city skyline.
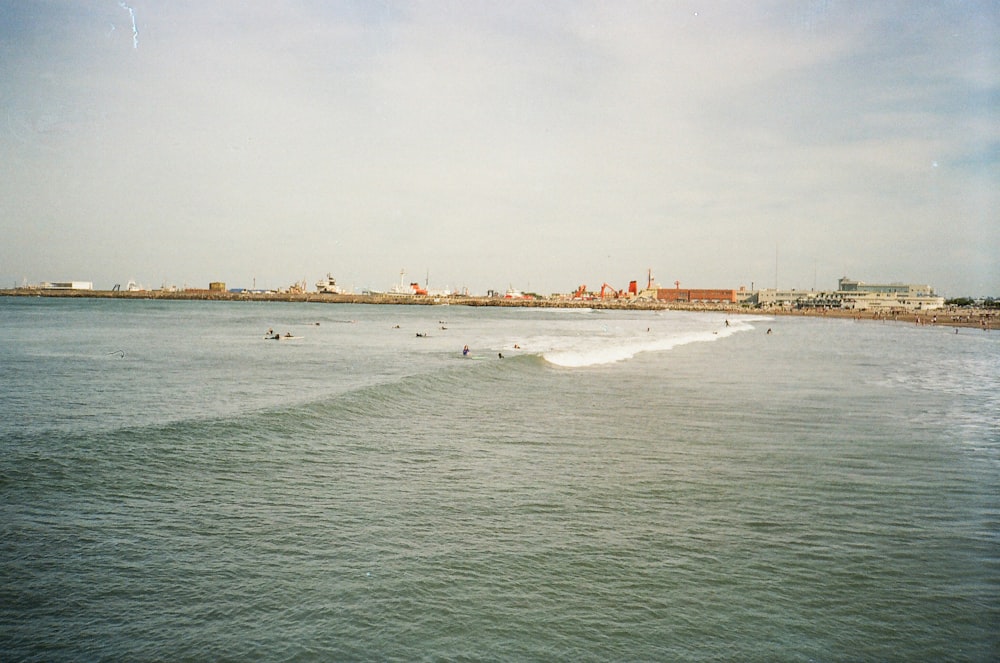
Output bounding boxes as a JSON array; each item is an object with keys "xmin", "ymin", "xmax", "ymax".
[{"xmin": 2, "ymin": 2, "xmax": 997, "ymax": 297}]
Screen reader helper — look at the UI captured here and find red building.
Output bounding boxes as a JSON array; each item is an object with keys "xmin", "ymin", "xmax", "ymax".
[{"xmin": 655, "ymin": 288, "xmax": 736, "ymax": 303}]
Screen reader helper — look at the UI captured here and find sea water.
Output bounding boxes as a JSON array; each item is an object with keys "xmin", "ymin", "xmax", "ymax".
[{"xmin": 1, "ymin": 297, "xmax": 997, "ymax": 661}]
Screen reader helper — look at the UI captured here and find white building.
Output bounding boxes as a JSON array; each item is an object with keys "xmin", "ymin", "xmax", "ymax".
[
  {"xmin": 837, "ymin": 277, "xmax": 943, "ymax": 311},
  {"xmin": 39, "ymin": 281, "xmax": 94, "ymax": 290},
  {"xmin": 753, "ymin": 277, "xmax": 944, "ymax": 311}
]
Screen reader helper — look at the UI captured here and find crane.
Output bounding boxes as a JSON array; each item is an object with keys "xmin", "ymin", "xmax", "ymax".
[{"xmin": 600, "ymin": 283, "xmax": 622, "ymax": 299}]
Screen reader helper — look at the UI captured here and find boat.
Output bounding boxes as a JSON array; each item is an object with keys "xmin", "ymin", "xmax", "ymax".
[
  {"xmin": 504, "ymin": 286, "xmax": 533, "ymax": 300},
  {"xmin": 316, "ymin": 274, "xmax": 345, "ymax": 294},
  {"xmin": 368, "ymin": 269, "xmax": 428, "ymax": 296},
  {"xmin": 388, "ymin": 269, "xmax": 428, "ymax": 295},
  {"xmin": 264, "ymin": 333, "xmax": 303, "ymax": 341}
]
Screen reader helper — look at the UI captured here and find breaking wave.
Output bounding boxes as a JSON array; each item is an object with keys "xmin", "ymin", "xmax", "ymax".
[{"xmin": 536, "ymin": 317, "xmax": 761, "ymax": 367}]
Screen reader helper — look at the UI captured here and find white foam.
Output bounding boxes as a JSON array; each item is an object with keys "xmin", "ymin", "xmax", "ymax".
[{"xmin": 539, "ymin": 319, "xmax": 755, "ymax": 368}]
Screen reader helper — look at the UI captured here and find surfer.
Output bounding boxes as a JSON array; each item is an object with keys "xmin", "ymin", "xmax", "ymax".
[
  {"xmin": 498, "ymin": 352, "xmax": 504, "ymax": 359},
  {"xmin": 463, "ymin": 345, "xmax": 470, "ymax": 356}
]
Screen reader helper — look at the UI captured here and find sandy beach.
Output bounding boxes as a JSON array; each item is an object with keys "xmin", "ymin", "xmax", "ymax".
[{"xmin": 757, "ymin": 305, "xmax": 997, "ymax": 330}]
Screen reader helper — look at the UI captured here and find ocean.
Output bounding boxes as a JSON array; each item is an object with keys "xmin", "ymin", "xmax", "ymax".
[{"xmin": 1, "ymin": 297, "xmax": 997, "ymax": 661}]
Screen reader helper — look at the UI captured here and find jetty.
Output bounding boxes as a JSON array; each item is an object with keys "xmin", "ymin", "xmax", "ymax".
[{"xmin": 1, "ymin": 287, "xmax": 995, "ymax": 329}]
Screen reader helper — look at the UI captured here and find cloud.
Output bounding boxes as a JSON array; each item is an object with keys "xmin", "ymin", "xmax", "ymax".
[{"xmin": 0, "ymin": 0, "xmax": 996, "ymax": 294}]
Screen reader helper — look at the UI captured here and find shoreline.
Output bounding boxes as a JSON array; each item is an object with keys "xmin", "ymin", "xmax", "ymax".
[
  {"xmin": 1, "ymin": 288, "xmax": 995, "ymax": 329},
  {"xmin": 756, "ymin": 305, "xmax": 996, "ymax": 330}
]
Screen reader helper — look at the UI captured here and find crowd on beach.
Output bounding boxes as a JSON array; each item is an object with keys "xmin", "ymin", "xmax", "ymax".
[{"xmin": 760, "ymin": 305, "xmax": 996, "ymax": 330}]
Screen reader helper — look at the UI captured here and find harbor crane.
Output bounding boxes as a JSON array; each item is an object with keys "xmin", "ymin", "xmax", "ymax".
[{"xmin": 600, "ymin": 283, "xmax": 621, "ymax": 299}]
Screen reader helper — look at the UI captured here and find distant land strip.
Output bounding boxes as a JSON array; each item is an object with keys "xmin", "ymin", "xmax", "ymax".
[
  {"xmin": 0, "ymin": 288, "xmax": 662, "ymax": 309},
  {"xmin": 1, "ymin": 288, "xmax": 995, "ymax": 329}
]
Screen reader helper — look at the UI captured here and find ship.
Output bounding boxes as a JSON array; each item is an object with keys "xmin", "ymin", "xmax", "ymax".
[
  {"xmin": 316, "ymin": 274, "xmax": 345, "ymax": 294},
  {"xmin": 365, "ymin": 269, "xmax": 428, "ymax": 296},
  {"xmin": 504, "ymin": 286, "xmax": 533, "ymax": 300}
]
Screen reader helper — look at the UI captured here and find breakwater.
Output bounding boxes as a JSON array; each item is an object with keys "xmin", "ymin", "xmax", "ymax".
[
  {"xmin": 1, "ymin": 288, "xmax": 995, "ymax": 328},
  {"xmin": 0, "ymin": 288, "xmax": 676, "ymax": 311}
]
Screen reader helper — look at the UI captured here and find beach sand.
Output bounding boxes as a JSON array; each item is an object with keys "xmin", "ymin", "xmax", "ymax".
[{"xmin": 757, "ymin": 305, "xmax": 996, "ymax": 330}]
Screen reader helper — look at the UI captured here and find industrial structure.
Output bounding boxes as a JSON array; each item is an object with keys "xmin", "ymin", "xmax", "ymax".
[{"xmin": 16, "ymin": 270, "xmax": 949, "ymax": 313}]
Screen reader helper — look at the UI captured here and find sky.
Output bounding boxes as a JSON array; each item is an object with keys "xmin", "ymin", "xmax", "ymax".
[{"xmin": 1, "ymin": 1, "xmax": 997, "ymax": 296}]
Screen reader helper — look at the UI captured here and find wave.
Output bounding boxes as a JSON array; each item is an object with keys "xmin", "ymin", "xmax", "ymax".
[
  {"xmin": 7, "ymin": 361, "xmax": 514, "ymax": 452},
  {"xmin": 459, "ymin": 311, "xmax": 763, "ymax": 368},
  {"xmin": 540, "ymin": 318, "xmax": 757, "ymax": 367},
  {"xmin": 531, "ymin": 307, "xmax": 594, "ymax": 314}
]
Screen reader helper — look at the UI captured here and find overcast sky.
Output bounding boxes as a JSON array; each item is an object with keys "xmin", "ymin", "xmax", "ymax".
[{"xmin": 1, "ymin": 1, "xmax": 997, "ymax": 295}]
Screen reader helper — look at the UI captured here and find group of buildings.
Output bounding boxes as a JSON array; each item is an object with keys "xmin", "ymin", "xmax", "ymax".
[
  {"xmin": 747, "ymin": 277, "xmax": 944, "ymax": 311},
  {"xmin": 600, "ymin": 276, "xmax": 944, "ymax": 312},
  {"xmin": 24, "ymin": 276, "xmax": 947, "ymax": 311}
]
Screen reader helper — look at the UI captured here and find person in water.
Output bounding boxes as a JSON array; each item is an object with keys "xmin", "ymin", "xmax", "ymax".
[{"xmin": 463, "ymin": 345, "xmax": 470, "ymax": 356}]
